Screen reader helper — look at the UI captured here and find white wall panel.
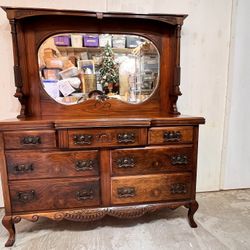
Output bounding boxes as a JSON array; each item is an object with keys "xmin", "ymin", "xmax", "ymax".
[{"xmin": 221, "ymin": 0, "xmax": 250, "ymax": 189}]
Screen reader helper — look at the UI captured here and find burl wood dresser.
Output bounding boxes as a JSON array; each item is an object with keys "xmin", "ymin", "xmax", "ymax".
[{"xmin": 0, "ymin": 7, "xmax": 205, "ymax": 247}]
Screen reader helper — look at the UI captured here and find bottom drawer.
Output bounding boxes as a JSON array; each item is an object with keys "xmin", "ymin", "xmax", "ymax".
[
  {"xmin": 111, "ymin": 173, "xmax": 192, "ymax": 205},
  {"xmin": 9, "ymin": 177, "xmax": 100, "ymax": 212}
]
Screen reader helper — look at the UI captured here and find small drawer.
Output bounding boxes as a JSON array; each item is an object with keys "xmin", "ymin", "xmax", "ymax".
[
  {"xmin": 111, "ymin": 173, "xmax": 192, "ymax": 205},
  {"xmin": 9, "ymin": 177, "xmax": 100, "ymax": 212},
  {"xmin": 148, "ymin": 126, "xmax": 193, "ymax": 145},
  {"xmin": 68, "ymin": 128, "xmax": 147, "ymax": 148},
  {"xmin": 3, "ymin": 130, "xmax": 56, "ymax": 150},
  {"xmin": 6, "ymin": 150, "xmax": 99, "ymax": 180},
  {"xmin": 111, "ymin": 145, "xmax": 193, "ymax": 176}
]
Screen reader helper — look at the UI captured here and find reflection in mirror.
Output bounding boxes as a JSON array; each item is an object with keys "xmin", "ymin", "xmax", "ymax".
[{"xmin": 38, "ymin": 33, "xmax": 160, "ymax": 105}]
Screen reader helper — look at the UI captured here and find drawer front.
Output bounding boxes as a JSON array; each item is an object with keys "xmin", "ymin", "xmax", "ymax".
[
  {"xmin": 148, "ymin": 126, "xmax": 193, "ymax": 145},
  {"xmin": 6, "ymin": 150, "xmax": 99, "ymax": 180},
  {"xmin": 68, "ymin": 128, "xmax": 147, "ymax": 148},
  {"xmin": 3, "ymin": 130, "xmax": 56, "ymax": 150},
  {"xmin": 112, "ymin": 146, "xmax": 193, "ymax": 176},
  {"xmin": 9, "ymin": 178, "xmax": 100, "ymax": 212},
  {"xmin": 111, "ymin": 173, "xmax": 192, "ymax": 205}
]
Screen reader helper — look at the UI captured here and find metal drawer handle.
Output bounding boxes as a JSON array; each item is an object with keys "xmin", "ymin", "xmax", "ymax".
[
  {"xmin": 117, "ymin": 187, "xmax": 136, "ymax": 198},
  {"xmin": 73, "ymin": 134, "xmax": 93, "ymax": 145},
  {"xmin": 75, "ymin": 160, "xmax": 95, "ymax": 171},
  {"xmin": 116, "ymin": 157, "xmax": 136, "ymax": 168},
  {"xmin": 163, "ymin": 131, "xmax": 181, "ymax": 142},
  {"xmin": 21, "ymin": 136, "xmax": 41, "ymax": 145},
  {"xmin": 17, "ymin": 190, "xmax": 36, "ymax": 203},
  {"xmin": 117, "ymin": 132, "xmax": 136, "ymax": 144},
  {"xmin": 76, "ymin": 189, "xmax": 94, "ymax": 200},
  {"xmin": 170, "ymin": 183, "xmax": 187, "ymax": 194},
  {"xmin": 14, "ymin": 164, "xmax": 34, "ymax": 173},
  {"xmin": 171, "ymin": 155, "xmax": 188, "ymax": 165}
]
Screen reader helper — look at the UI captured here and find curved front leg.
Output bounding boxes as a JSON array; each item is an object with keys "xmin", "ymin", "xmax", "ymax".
[
  {"xmin": 187, "ymin": 201, "xmax": 199, "ymax": 228},
  {"xmin": 2, "ymin": 216, "xmax": 16, "ymax": 247}
]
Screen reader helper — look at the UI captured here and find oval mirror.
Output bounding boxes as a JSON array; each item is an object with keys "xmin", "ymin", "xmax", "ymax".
[{"xmin": 38, "ymin": 33, "xmax": 160, "ymax": 105}]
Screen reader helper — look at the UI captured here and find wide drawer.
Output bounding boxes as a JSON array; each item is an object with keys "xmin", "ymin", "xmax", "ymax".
[
  {"xmin": 6, "ymin": 150, "xmax": 99, "ymax": 180},
  {"xmin": 9, "ymin": 177, "xmax": 100, "ymax": 212},
  {"xmin": 68, "ymin": 128, "xmax": 147, "ymax": 148},
  {"xmin": 3, "ymin": 130, "xmax": 56, "ymax": 150},
  {"xmin": 148, "ymin": 126, "xmax": 193, "ymax": 145},
  {"xmin": 111, "ymin": 173, "xmax": 192, "ymax": 205},
  {"xmin": 111, "ymin": 145, "xmax": 193, "ymax": 176}
]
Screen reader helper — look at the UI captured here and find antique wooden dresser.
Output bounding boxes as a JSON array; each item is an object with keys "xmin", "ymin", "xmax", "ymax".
[{"xmin": 0, "ymin": 7, "xmax": 205, "ymax": 247}]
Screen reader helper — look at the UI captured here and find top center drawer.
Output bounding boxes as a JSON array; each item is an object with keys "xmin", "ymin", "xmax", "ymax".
[{"xmin": 66, "ymin": 128, "xmax": 147, "ymax": 148}]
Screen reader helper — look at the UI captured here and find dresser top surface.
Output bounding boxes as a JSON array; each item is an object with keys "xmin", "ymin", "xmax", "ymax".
[{"xmin": 0, "ymin": 114, "xmax": 205, "ymax": 131}]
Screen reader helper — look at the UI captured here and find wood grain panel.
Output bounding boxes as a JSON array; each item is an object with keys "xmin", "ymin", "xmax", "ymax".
[
  {"xmin": 6, "ymin": 150, "xmax": 99, "ymax": 180},
  {"xmin": 3, "ymin": 130, "xmax": 56, "ymax": 150},
  {"xmin": 111, "ymin": 173, "xmax": 192, "ymax": 205},
  {"xmin": 9, "ymin": 177, "xmax": 100, "ymax": 212},
  {"xmin": 148, "ymin": 126, "xmax": 193, "ymax": 145},
  {"xmin": 112, "ymin": 145, "xmax": 193, "ymax": 176}
]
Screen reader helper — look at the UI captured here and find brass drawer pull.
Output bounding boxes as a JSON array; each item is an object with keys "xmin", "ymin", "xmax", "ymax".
[
  {"xmin": 76, "ymin": 189, "xmax": 94, "ymax": 200},
  {"xmin": 171, "ymin": 155, "xmax": 188, "ymax": 165},
  {"xmin": 21, "ymin": 136, "xmax": 41, "ymax": 145},
  {"xmin": 117, "ymin": 132, "xmax": 136, "ymax": 144},
  {"xmin": 75, "ymin": 160, "xmax": 95, "ymax": 171},
  {"xmin": 73, "ymin": 134, "xmax": 93, "ymax": 145},
  {"xmin": 14, "ymin": 164, "xmax": 34, "ymax": 173},
  {"xmin": 117, "ymin": 157, "xmax": 136, "ymax": 168},
  {"xmin": 170, "ymin": 183, "xmax": 187, "ymax": 194},
  {"xmin": 17, "ymin": 190, "xmax": 35, "ymax": 203},
  {"xmin": 163, "ymin": 131, "xmax": 181, "ymax": 142},
  {"xmin": 117, "ymin": 187, "xmax": 136, "ymax": 198}
]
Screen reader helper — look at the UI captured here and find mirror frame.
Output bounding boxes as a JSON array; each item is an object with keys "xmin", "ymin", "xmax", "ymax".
[{"xmin": 2, "ymin": 7, "xmax": 187, "ymax": 118}]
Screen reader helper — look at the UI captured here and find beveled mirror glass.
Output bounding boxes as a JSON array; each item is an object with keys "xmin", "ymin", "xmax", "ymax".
[{"xmin": 38, "ymin": 33, "xmax": 160, "ymax": 105}]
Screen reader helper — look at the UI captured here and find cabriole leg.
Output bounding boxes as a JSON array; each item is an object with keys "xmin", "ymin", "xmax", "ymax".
[
  {"xmin": 187, "ymin": 201, "xmax": 199, "ymax": 228},
  {"xmin": 2, "ymin": 216, "xmax": 16, "ymax": 247}
]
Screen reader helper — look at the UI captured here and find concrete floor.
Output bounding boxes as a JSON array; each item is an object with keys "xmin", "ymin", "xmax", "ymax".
[{"xmin": 0, "ymin": 189, "xmax": 249, "ymax": 250}]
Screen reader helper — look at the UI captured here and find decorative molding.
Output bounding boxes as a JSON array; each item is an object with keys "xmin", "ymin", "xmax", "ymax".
[
  {"xmin": 11, "ymin": 201, "xmax": 196, "ymax": 225},
  {"xmin": 9, "ymin": 18, "xmax": 26, "ymax": 118},
  {"xmin": 93, "ymin": 100, "xmax": 111, "ymax": 110},
  {"xmin": 58, "ymin": 209, "xmax": 106, "ymax": 222},
  {"xmin": 108, "ymin": 206, "xmax": 155, "ymax": 218},
  {"xmin": 95, "ymin": 133, "xmax": 113, "ymax": 143},
  {"xmin": 170, "ymin": 24, "xmax": 182, "ymax": 115},
  {"xmin": 4, "ymin": 8, "xmax": 187, "ymax": 26}
]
